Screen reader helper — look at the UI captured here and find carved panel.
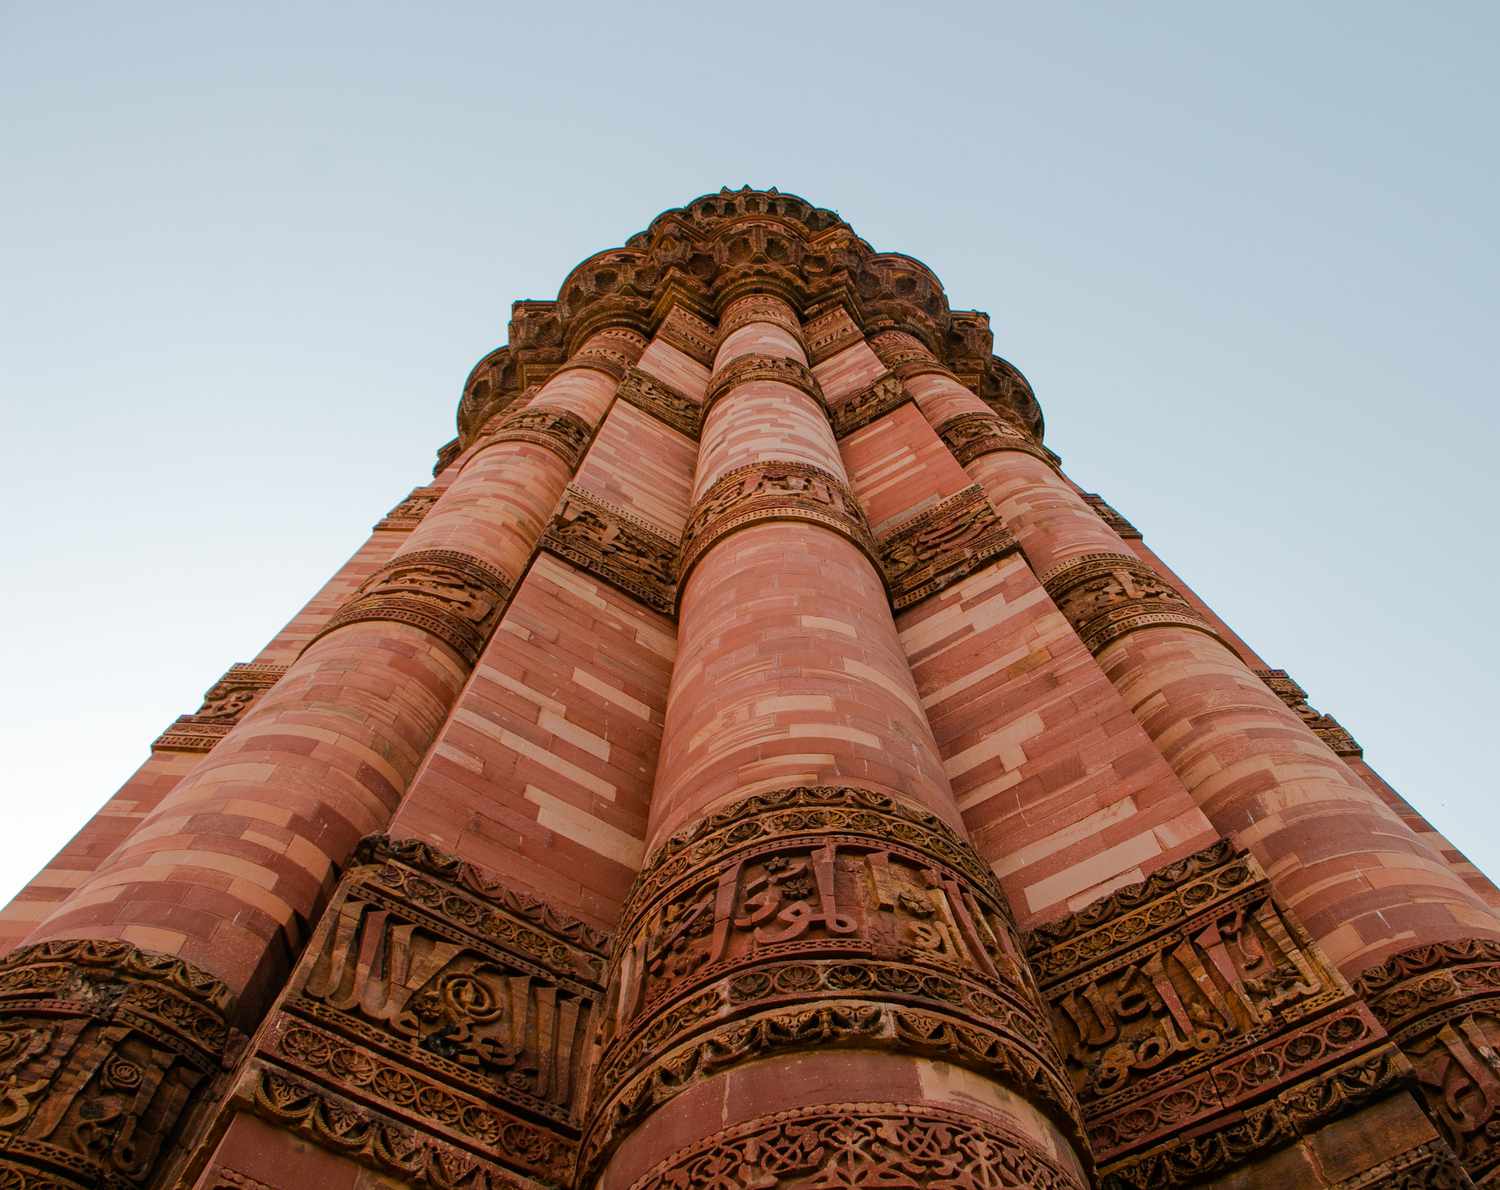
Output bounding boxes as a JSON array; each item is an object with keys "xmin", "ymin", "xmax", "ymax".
[
  {"xmin": 1081, "ymin": 492, "xmax": 1142, "ymax": 540},
  {"xmin": 1027, "ymin": 839, "xmax": 1408, "ymax": 1188},
  {"xmin": 310, "ymin": 549, "xmax": 512, "ymax": 667},
  {"xmin": 937, "ymin": 409, "xmax": 1054, "ymax": 467},
  {"xmin": 583, "ymin": 785, "xmax": 1084, "ymax": 1182},
  {"xmin": 677, "ymin": 462, "xmax": 877, "ymax": 598},
  {"xmin": 376, "ymin": 485, "xmax": 440, "ymax": 532},
  {"xmin": 802, "ymin": 303, "xmax": 864, "ymax": 364},
  {"xmin": 701, "ymin": 352, "xmax": 825, "ymax": 422},
  {"xmin": 432, "ymin": 437, "xmax": 462, "ymax": 476},
  {"xmin": 716, "ymin": 294, "xmax": 806, "ymax": 351},
  {"xmin": 152, "ymin": 662, "xmax": 288, "ymax": 753},
  {"xmin": 0, "ymin": 939, "xmax": 235, "ymax": 1190},
  {"xmin": 655, "ymin": 305, "xmax": 716, "ymax": 366},
  {"xmin": 868, "ymin": 329, "xmax": 950, "ymax": 376},
  {"xmin": 830, "ymin": 371, "xmax": 909, "ymax": 439},
  {"xmin": 1355, "ymin": 939, "xmax": 1500, "ymax": 1185},
  {"xmin": 1039, "ymin": 550, "xmax": 1221, "ymax": 655},
  {"xmin": 539, "ymin": 486, "xmax": 677, "ymax": 615},
  {"xmin": 629, "ymin": 1102, "xmax": 1087, "ymax": 1190},
  {"xmin": 552, "ymin": 326, "xmax": 648, "ymax": 383},
  {"xmin": 879, "ymin": 485, "xmax": 1018, "ymax": 610},
  {"xmin": 615, "ymin": 367, "xmax": 701, "ymax": 440},
  {"xmin": 230, "ymin": 835, "xmax": 607, "ymax": 1188},
  {"xmin": 1256, "ymin": 668, "xmax": 1364, "ymax": 757},
  {"xmin": 471, "ymin": 405, "xmax": 594, "ymax": 471}
]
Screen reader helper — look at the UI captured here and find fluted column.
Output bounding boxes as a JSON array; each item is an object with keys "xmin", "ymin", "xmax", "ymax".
[
  {"xmin": 0, "ymin": 327, "xmax": 645, "ymax": 1190},
  {"xmin": 582, "ymin": 297, "xmax": 1089, "ymax": 1190}
]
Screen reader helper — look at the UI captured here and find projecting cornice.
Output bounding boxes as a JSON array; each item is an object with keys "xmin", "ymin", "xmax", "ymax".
[{"xmin": 455, "ymin": 186, "xmax": 1044, "ymax": 448}]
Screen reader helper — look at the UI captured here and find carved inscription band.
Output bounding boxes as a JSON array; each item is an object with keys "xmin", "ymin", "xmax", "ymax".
[
  {"xmin": 468, "ymin": 406, "xmax": 595, "ymax": 472},
  {"xmin": 831, "ymin": 371, "xmax": 909, "ymax": 439},
  {"xmin": 655, "ymin": 306, "xmax": 717, "ymax": 366},
  {"xmin": 878, "ymin": 484, "xmax": 1018, "ymax": 610},
  {"xmin": 716, "ymin": 293, "xmax": 807, "ymax": 352},
  {"xmin": 310, "ymin": 548, "xmax": 513, "ymax": 667},
  {"xmin": 1038, "ymin": 550, "xmax": 1222, "ymax": 655},
  {"xmin": 153, "ymin": 661, "xmax": 288, "ymax": 753},
  {"xmin": 540, "ymin": 485, "xmax": 678, "ymax": 616},
  {"xmin": 1257, "ymin": 668, "xmax": 1363, "ymax": 757},
  {"xmin": 937, "ymin": 409, "xmax": 1055, "ymax": 467},
  {"xmin": 375, "ymin": 485, "xmax": 440, "ymax": 532},
  {"xmin": 701, "ymin": 352, "xmax": 826, "ymax": 423},
  {"xmin": 615, "ymin": 366, "xmax": 701, "ymax": 440}
]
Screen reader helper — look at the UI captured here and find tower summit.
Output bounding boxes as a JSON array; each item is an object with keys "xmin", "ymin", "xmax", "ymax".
[{"xmin": 1, "ymin": 188, "xmax": 1495, "ymax": 1188}]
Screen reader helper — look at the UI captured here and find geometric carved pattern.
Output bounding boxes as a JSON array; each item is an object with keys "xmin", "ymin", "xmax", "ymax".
[
  {"xmin": 584, "ymin": 785, "xmax": 1086, "ymax": 1183},
  {"xmin": 228, "ymin": 835, "xmax": 608, "ymax": 1189},
  {"xmin": 375, "ymin": 485, "xmax": 441, "ymax": 532},
  {"xmin": 151, "ymin": 661, "xmax": 288, "ymax": 753},
  {"xmin": 701, "ymin": 353, "xmax": 825, "ymax": 423},
  {"xmin": 629, "ymin": 1102, "xmax": 1088, "ymax": 1189},
  {"xmin": 0, "ymin": 939, "xmax": 235, "ymax": 1190},
  {"xmin": 540, "ymin": 486, "xmax": 677, "ymax": 616},
  {"xmin": 937, "ymin": 409, "xmax": 1055, "ymax": 468},
  {"xmin": 615, "ymin": 367, "xmax": 701, "ymax": 440},
  {"xmin": 879, "ymin": 484, "xmax": 1018, "ymax": 610},
  {"xmin": 1354, "ymin": 939, "xmax": 1500, "ymax": 1186},
  {"xmin": 1039, "ymin": 550, "xmax": 1222, "ymax": 655},
  {"xmin": 678, "ymin": 461, "xmax": 877, "ymax": 598},
  {"xmin": 472, "ymin": 406, "xmax": 595, "ymax": 471},
  {"xmin": 1080, "ymin": 492, "xmax": 1142, "ymax": 540},
  {"xmin": 310, "ymin": 549, "xmax": 513, "ymax": 667},
  {"xmin": 1026, "ymin": 839, "xmax": 1409, "ymax": 1189},
  {"xmin": 1256, "ymin": 668, "xmax": 1364, "ymax": 757},
  {"xmin": 831, "ymin": 371, "xmax": 909, "ymax": 439}
]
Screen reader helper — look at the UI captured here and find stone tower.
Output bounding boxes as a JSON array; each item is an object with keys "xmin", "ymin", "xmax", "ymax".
[{"xmin": 2, "ymin": 188, "xmax": 1497, "ymax": 1189}]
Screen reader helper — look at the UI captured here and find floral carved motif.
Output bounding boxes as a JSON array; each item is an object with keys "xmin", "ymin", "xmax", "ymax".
[
  {"xmin": 1039, "ymin": 550, "xmax": 1221, "ymax": 655},
  {"xmin": 1026, "ymin": 838, "xmax": 1408, "ymax": 1188},
  {"xmin": 471, "ymin": 405, "xmax": 595, "ymax": 471},
  {"xmin": 540, "ymin": 486, "xmax": 677, "ymax": 616},
  {"xmin": 1081, "ymin": 492, "xmax": 1142, "ymax": 540},
  {"xmin": 152, "ymin": 661, "xmax": 288, "ymax": 753},
  {"xmin": 879, "ymin": 484, "xmax": 1018, "ymax": 610},
  {"xmin": 677, "ymin": 462, "xmax": 876, "ymax": 597},
  {"xmin": 655, "ymin": 305, "xmax": 717, "ymax": 366},
  {"xmin": 311, "ymin": 549, "xmax": 512, "ymax": 667},
  {"xmin": 615, "ymin": 366, "xmax": 701, "ymax": 440},
  {"xmin": 1256, "ymin": 668, "xmax": 1363, "ymax": 757},
  {"xmin": 376, "ymin": 485, "xmax": 440, "ymax": 532},
  {"xmin": 583, "ymin": 785, "xmax": 1084, "ymax": 1182},
  {"xmin": 629, "ymin": 1102, "xmax": 1087, "ymax": 1190},
  {"xmin": 0, "ymin": 939, "xmax": 236, "ymax": 1190},
  {"xmin": 701, "ymin": 352, "xmax": 825, "ymax": 422},
  {"xmin": 1354, "ymin": 939, "xmax": 1500, "ymax": 1185},
  {"xmin": 830, "ymin": 371, "xmax": 909, "ymax": 439},
  {"xmin": 937, "ymin": 409, "xmax": 1054, "ymax": 467}
]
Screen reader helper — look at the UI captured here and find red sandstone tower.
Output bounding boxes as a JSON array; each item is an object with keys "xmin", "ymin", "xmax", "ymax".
[{"xmin": 2, "ymin": 188, "xmax": 1498, "ymax": 1189}]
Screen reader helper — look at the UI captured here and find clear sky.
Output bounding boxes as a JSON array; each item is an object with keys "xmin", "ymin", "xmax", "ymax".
[{"xmin": 2, "ymin": 2, "xmax": 1496, "ymax": 910}]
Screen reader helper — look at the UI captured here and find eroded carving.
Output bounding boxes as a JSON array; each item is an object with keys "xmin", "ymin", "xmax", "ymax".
[
  {"xmin": 540, "ymin": 486, "xmax": 677, "ymax": 615},
  {"xmin": 831, "ymin": 371, "xmax": 908, "ymax": 439},
  {"xmin": 615, "ymin": 366, "xmax": 701, "ymax": 440},
  {"xmin": 152, "ymin": 662, "xmax": 288, "ymax": 753},
  {"xmin": 1039, "ymin": 550, "xmax": 1221, "ymax": 655},
  {"xmin": 1257, "ymin": 668, "xmax": 1364, "ymax": 757},
  {"xmin": 880, "ymin": 484, "xmax": 1017, "ymax": 610}
]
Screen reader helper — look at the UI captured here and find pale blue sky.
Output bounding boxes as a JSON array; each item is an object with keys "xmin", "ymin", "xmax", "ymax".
[{"xmin": 2, "ymin": 2, "xmax": 1496, "ymax": 907}]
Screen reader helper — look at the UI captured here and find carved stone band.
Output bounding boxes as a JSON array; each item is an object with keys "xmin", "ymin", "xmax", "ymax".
[
  {"xmin": 937, "ymin": 409, "xmax": 1054, "ymax": 468},
  {"xmin": 615, "ymin": 366, "xmax": 701, "ymax": 440},
  {"xmin": 879, "ymin": 484, "xmax": 1018, "ymax": 610},
  {"xmin": 374, "ymin": 484, "xmax": 439, "ymax": 532},
  {"xmin": 628, "ymin": 1102, "xmax": 1088, "ymax": 1190},
  {"xmin": 0, "ymin": 939, "xmax": 235, "ymax": 1190},
  {"xmin": 551, "ymin": 326, "xmax": 648, "ymax": 385},
  {"xmin": 715, "ymin": 294, "xmax": 807, "ymax": 353},
  {"xmin": 540, "ymin": 485, "xmax": 678, "ymax": 616},
  {"xmin": 676, "ymin": 461, "xmax": 877, "ymax": 603},
  {"xmin": 468, "ymin": 405, "xmax": 595, "ymax": 471},
  {"xmin": 1038, "ymin": 551, "xmax": 1221, "ymax": 655},
  {"xmin": 311, "ymin": 548, "xmax": 513, "ymax": 666},
  {"xmin": 655, "ymin": 305, "xmax": 717, "ymax": 366},
  {"xmin": 153, "ymin": 661, "xmax": 288, "ymax": 753},
  {"xmin": 1256, "ymin": 668, "xmax": 1363, "ymax": 757},
  {"xmin": 831, "ymin": 371, "xmax": 909, "ymax": 439},
  {"xmin": 802, "ymin": 304, "xmax": 864, "ymax": 365},
  {"xmin": 584, "ymin": 785, "xmax": 1083, "ymax": 1181},
  {"xmin": 1080, "ymin": 492, "xmax": 1141, "ymax": 540},
  {"xmin": 1353, "ymin": 939, "xmax": 1500, "ymax": 1184},
  {"xmin": 700, "ymin": 352, "xmax": 825, "ymax": 423}
]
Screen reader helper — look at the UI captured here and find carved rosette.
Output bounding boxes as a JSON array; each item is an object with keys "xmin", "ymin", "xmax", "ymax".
[
  {"xmin": 0, "ymin": 939, "xmax": 236, "ymax": 1190},
  {"xmin": 802, "ymin": 303, "xmax": 864, "ymax": 364},
  {"xmin": 469, "ymin": 405, "xmax": 595, "ymax": 471},
  {"xmin": 224, "ymin": 835, "xmax": 608, "ymax": 1189},
  {"xmin": 1039, "ymin": 551, "xmax": 1221, "ymax": 655},
  {"xmin": 879, "ymin": 485, "xmax": 1018, "ymax": 610},
  {"xmin": 1081, "ymin": 493, "xmax": 1142, "ymax": 540},
  {"xmin": 152, "ymin": 662, "xmax": 288, "ymax": 753},
  {"xmin": 937, "ymin": 409, "xmax": 1055, "ymax": 467},
  {"xmin": 582, "ymin": 785, "xmax": 1086, "ymax": 1182},
  {"xmin": 716, "ymin": 294, "xmax": 807, "ymax": 353},
  {"xmin": 310, "ymin": 549, "xmax": 512, "ymax": 667},
  {"xmin": 677, "ymin": 461, "xmax": 877, "ymax": 599},
  {"xmin": 615, "ymin": 367, "xmax": 701, "ymax": 440},
  {"xmin": 375, "ymin": 485, "xmax": 440, "ymax": 532},
  {"xmin": 700, "ymin": 352, "xmax": 826, "ymax": 422},
  {"xmin": 1256, "ymin": 668, "xmax": 1364, "ymax": 757},
  {"xmin": 654, "ymin": 305, "xmax": 717, "ymax": 366},
  {"xmin": 831, "ymin": 371, "xmax": 909, "ymax": 439},
  {"xmin": 1354, "ymin": 940, "xmax": 1500, "ymax": 1184},
  {"xmin": 1026, "ymin": 839, "xmax": 1409, "ymax": 1189},
  {"xmin": 629, "ymin": 1102, "xmax": 1087, "ymax": 1190},
  {"xmin": 539, "ymin": 486, "xmax": 678, "ymax": 616}
]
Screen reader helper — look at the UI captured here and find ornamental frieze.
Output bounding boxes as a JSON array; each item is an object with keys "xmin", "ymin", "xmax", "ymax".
[
  {"xmin": 1080, "ymin": 492, "xmax": 1142, "ymax": 540},
  {"xmin": 802, "ymin": 303, "xmax": 864, "ymax": 364},
  {"xmin": 1025, "ymin": 838, "xmax": 1409, "ymax": 1188},
  {"xmin": 615, "ymin": 366, "xmax": 701, "ymax": 440},
  {"xmin": 152, "ymin": 661, "xmax": 288, "ymax": 753},
  {"xmin": 937, "ymin": 409, "xmax": 1055, "ymax": 467},
  {"xmin": 1038, "ymin": 550, "xmax": 1221, "ymax": 655},
  {"xmin": 677, "ymin": 461, "xmax": 876, "ymax": 598},
  {"xmin": 627, "ymin": 1102, "xmax": 1087, "ymax": 1190},
  {"xmin": 655, "ymin": 305, "xmax": 717, "ymax": 366},
  {"xmin": 539, "ymin": 486, "xmax": 677, "ymax": 616},
  {"xmin": 879, "ymin": 484, "xmax": 1018, "ymax": 610},
  {"xmin": 1256, "ymin": 667, "xmax": 1364, "ymax": 757},
  {"xmin": 553, "ymin": 326, "xmax": 649, "ymax": 384},
  {"xmin": 1354, "ymin": 939, "xmax": 1500, "ymax": 1184},
  {"xmin": 583, "ymin": 785, "xmax": 1084, "ymax": 1182},
  {"xmin": 310, "ymin": 548, "xmax": 512, "ymax": 667},
  {"xmin": 375, "ymin": 485, "xmax": 440, "ymax": 531},
  {"xmin": 470, "ymin": 405, "xmax": 595, "ymax": 471},
  {"xmin": 716, "ymin": 293, "xmax": 807, "ymax": 352},
  {"xmin": 0, "ymin": 939, "xmax": 236, "ymax": 1190},
  {"xmin": 700, "ymin": 352, "xmax": 825, "ymax": 422},
  {"xmin": 831, "ymin": 371, "xmax": 909, "ymax": 439}
]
